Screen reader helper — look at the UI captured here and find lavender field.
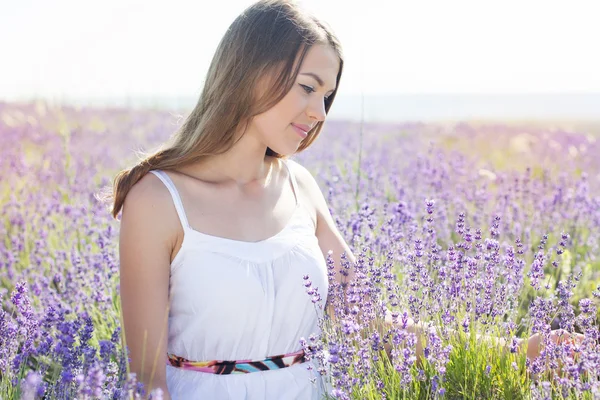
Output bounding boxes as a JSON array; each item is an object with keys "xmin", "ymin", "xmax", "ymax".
[{"xmin": 1, "ymin": 99, "xmax": 599, "ymax": 399}]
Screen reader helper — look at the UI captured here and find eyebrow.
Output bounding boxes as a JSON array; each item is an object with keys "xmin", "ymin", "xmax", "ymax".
[{"xmin": 299, "ymin": 72, "xmax": 336, "ymax": 92}]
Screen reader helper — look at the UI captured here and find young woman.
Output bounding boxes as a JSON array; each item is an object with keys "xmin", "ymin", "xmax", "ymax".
[
  {"xmin": 112, "ymin": 1, "xmax": 344, "ymax": 398},
  {"xmin": 110, "ymin": 1, "xmax": 581, "ymax": 398}
]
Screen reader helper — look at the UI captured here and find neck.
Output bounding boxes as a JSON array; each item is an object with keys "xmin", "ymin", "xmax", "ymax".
[{"xmin": 186, "ymin": 134, "xmax": 277, "ymax": 185}]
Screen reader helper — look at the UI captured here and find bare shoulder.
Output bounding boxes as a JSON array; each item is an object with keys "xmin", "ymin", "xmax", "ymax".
[
  {"xmin": 122, "ymin": 171, "xmax": 176, "ymax": 228},
  {"xmin": 120, "ymin": 171, "xmax": 181, "ymax": 260},
  {"xmin": 285, "ymin": 158, "xmax": 326, "ymax": 209},
  {"xmin": 286, "ymin": 159, "xmax": 355, "ymax": 271},
  {"xmin": 126, "ymin": 170, "xmax": 171, "ymax": 201}
]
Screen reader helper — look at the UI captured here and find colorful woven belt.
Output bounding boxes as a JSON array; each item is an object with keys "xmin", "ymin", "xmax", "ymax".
[{"xmin": 166, "ymin": 348, "xmax": 307, "ymax": 374}]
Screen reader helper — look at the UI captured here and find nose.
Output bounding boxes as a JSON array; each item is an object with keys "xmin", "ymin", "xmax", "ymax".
[{"xmin": 306, "ymin": 96, "xmax": 327, "ymax": 122}]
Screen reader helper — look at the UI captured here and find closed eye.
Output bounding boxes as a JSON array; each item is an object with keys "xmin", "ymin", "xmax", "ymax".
[{"xmin": 300, "ymin": 84, "xmax": 332, "ymax": 100}]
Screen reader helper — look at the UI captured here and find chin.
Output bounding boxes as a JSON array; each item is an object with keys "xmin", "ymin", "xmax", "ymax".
[{"xmin": 267, "ymin": 145, "xmax": 298, "ymax": 157}]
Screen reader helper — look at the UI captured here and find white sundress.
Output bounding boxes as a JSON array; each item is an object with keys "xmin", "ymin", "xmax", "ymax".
[{"xmin": 149, "ymin": 159, "xmax": 331, "ymax": 399}]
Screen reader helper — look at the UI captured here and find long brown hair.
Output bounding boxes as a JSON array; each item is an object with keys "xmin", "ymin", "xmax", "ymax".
[{"xmin": 109, "ymin": 0, "xmax": 344, "ymax": 219}]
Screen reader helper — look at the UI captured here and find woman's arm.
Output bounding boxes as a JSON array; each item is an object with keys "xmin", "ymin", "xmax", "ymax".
[
  {"xmin": 375, "ymin": 310, "xmax": 584, "ymax": 367},
  {"xmin": 119, "ymin": 173, "xmax": 177, "ymax": 399},
  {"xmin": 288, "ymin": 161, "xmax": 357, "ymax": 312},
  {"xmin": 290, "ymin": 161, "xmax": 582, "ymax": 368},
  {"xmin": 291, "ymin": 161, "xmax": 423, "ymax": 356}
]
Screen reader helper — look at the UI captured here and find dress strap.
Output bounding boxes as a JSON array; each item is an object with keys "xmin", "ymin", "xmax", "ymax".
[
  {"xmin": 149, "ymin": 170, "xmax": 190, "ymax": 229},
  {"xmin": 282, "ymin": 159, "xmax": 300, "ymax": 206}
]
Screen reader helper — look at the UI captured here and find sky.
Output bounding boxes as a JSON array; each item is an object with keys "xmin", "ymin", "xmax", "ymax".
[{"xmin": 1, "ymin": 0, "xmax": 600, "ymax": 103}]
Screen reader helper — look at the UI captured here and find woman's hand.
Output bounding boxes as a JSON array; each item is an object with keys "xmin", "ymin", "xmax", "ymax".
[
  {"xmin": 523, "ymin": 329, "xmax": 585, "ymax": 361},
  {"xmin": 378, "ymin": 311, "xmax": 425, "ymax": 365},
  {"xmin": 518, "ymin": 329, "xmax": 586, "ymax": 379}
]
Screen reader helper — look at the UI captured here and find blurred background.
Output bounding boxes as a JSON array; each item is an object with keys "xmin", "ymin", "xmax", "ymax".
[{"xmin": 1, "ymin": 0, "xmax": 599, "ymax": 123}]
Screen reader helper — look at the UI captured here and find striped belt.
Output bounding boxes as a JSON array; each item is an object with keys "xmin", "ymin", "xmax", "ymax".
[{"xmin": 166, "ymin": 348, "xmax": 307, "ymax": 374}]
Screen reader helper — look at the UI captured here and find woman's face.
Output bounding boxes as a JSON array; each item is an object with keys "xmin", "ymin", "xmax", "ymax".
[{"xmin": 249, "ymin": 44, "xmax": 340, "ymax": 156}]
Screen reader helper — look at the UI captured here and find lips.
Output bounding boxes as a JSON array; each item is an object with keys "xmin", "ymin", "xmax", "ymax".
[
  {"xmin": 292, "ymin": 123, "xmax": 311, "ymax": 133},
  {"xmin": 291, "ymin": 124, "xmax": 309, "ymax": 139}
]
